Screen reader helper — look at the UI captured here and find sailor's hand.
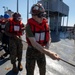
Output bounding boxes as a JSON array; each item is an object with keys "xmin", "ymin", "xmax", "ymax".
[{"xmin": 50, "ymin": 52, "xmax": 60, "ymax": 60}]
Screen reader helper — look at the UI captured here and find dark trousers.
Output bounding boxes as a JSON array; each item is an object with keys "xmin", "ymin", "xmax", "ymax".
[
  {"xmin": 2, "ymin": 33, "xmax": 9, "ymax": 54},
  {"xmin": 26, "ymin": 46, "xmax": 46, "ymax": 75}
]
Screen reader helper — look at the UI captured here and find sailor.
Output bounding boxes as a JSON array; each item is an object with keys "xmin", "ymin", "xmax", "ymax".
[
  {"xmin": 26, "ymin": 3, "xmax": 60, "ymax": 75},
  {"xmin": 5, "ymin": 12, "xmax": 25, "ymax": 73},
  {"xmin": 0, "ymin": 14, "xmax": 10, "ymax": 60}
]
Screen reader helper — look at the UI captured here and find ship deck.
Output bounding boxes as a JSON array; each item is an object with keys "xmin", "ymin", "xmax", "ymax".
[{"xmin": 0, "ymin": 32, "xmax": 75, "ymax": 75}]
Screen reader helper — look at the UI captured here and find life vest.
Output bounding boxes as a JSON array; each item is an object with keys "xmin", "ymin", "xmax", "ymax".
[
  {"xmin": 9, "ymin": 18, "xmax": 23, "ymax": 36},
  {"xmin": 26, "ymin": 18, "xmax": 50, "ymax": 46}
]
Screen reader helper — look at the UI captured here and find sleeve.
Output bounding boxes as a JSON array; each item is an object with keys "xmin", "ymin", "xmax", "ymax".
[
  {"xmin": 0, "ymin": 24, "xmax": 1, "ymax": 32},
  {"xmin": 5, "ymin": 21, "xmax": 10, "ymax": 32},
  {"xmin": 22, "ymin": 23, "xmax": 24, "ymax": 27},
  {"xmin": 26, "ymin": 24, "xmax": 34, "ymax": 37}
]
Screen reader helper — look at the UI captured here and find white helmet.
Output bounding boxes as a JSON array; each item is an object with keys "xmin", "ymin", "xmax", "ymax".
[{"xmin": 30, "ymin": 3, "xmax": 46, "ymax": 15}]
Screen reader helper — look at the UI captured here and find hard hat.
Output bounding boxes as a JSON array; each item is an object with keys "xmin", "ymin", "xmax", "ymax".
[
  {"xmin": 4, "ymin": 13, "xmax": 10, "ymax": 19},
  {"xmin": 30, "ymin": 3, "xmax": 46, "ymax": 15}
]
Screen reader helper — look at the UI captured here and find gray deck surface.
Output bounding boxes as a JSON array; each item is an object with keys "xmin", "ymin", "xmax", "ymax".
[{"xmin": 0, "ymin": 32, "xmax": 75, "ymax": 75}]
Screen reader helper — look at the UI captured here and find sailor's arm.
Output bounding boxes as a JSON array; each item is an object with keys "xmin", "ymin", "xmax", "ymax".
[
  {"xmin": 26, "ymin": 24, "xmax": 60, "ymax": 60},
  {"xmin": 28, "ymin": 37, "xmax": 60, "ymax": 60}
]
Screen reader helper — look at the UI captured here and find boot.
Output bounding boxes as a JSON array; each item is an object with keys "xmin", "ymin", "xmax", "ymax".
[
  {"xmin": 12, "ymin": 63, "xmax": 18, "ymax": 73},
  {"xmin": 18, "ymin": 62, "xmax": 23, "ymax": 71}
]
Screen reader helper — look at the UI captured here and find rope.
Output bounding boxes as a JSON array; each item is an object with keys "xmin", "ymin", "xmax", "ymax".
[
  {"xmin": 60, "ymin": 58, "xmax": 75, "ymax": 67},
  {"xmin": 21, "ymin": 39, "xmax": 75, "ymax": 67}
]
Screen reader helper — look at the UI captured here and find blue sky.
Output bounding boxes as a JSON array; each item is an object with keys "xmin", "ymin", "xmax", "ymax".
[
  {"xmin": 0, "ymin": 0, "xmax": 75, "ymax": 26},
  {"xmin": 64, "ymin": 0, "xmax": 75, "ymax": 26}
]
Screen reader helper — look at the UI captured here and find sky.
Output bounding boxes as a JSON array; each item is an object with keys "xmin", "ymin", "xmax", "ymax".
[
  {"xmin": 0, "ymin": 0, "xmax": 75, "ymax": 26},
  {"xmin": 63, "ymin": 0, "xmax": 75, "ymax": 26}
]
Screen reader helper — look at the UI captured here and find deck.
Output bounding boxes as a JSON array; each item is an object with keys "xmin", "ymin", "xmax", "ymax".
[{"xmin": 0, "ymin": 32, "xmax": 75, "ymax": 75}]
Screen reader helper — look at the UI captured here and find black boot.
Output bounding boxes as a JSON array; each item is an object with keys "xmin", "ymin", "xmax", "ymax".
[
  {"xmin": 18, "ymin": 62, "xmax": 23, "ymax": 71},
  {"xmin": 12, "ymin": 63, "xmax": 18, "ymax": 73}
]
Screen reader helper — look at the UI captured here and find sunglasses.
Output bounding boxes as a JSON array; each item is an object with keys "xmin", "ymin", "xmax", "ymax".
[
  {"xmin": 37, "ymin": 12, "xmax": 46, "ymax": 18},
  {"xmin": 16, "ymin": 17, "xmax": 22, "ymax": 20}
]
